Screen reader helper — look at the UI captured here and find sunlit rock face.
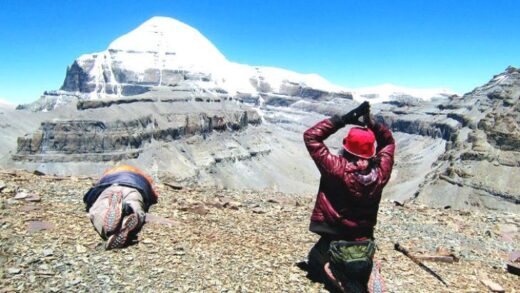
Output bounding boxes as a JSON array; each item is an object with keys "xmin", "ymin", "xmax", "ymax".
[
  {"xmin": 370, "ymin": 67, "xmax": 520, "ymax": 211},
  {"xmin": 412, "ymin": 66, "xmax": 520, "ymax": 211}
]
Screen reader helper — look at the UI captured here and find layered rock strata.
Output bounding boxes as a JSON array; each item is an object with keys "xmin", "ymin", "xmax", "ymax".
[{"xmin": 14, "ymin": 110, "xmax": 261, "ymax": 162}]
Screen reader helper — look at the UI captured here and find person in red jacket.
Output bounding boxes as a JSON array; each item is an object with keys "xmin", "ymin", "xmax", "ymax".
[{"xmin": 303, "ymin": 101, "xmax": 395, "ymax": 292}]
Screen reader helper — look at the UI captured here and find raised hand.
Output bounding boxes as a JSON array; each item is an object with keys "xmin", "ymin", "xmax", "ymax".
[{"xmin": 342, "ymin": 101, "xmax": 370, "ymax": 126}]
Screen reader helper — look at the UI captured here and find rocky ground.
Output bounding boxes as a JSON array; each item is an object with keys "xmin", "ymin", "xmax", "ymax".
[{"xmin": 0, "ymin": 170, "xmax": 518, "ymax": 292}]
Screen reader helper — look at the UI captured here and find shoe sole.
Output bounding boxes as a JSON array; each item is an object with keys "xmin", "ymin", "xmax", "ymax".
[
  {"xmin": 106, "ymin": 213, "xmax": 139, "ymax": 250},
  {"xmin": 103, "ymin": 191, "xmax": 123, "ymax": 236}
]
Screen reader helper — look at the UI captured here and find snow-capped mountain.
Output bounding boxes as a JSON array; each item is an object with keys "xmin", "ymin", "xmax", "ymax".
[
  {"xmin": 5, "ymin": 16, "xmax": 519, "ymax": 212},
  {"xmin": 56, "ymin": 17, "xmax": 350, "ymax": 100},
  {"xmin": 23, "ymin": 16, "xmax": 453, "ymax": 111}
]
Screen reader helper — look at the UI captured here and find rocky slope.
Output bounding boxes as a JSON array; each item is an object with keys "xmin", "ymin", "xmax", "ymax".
[
  {"xmin": 0, "ymin": 170, "xmax": 518, "ymax": 292},
  {"xmin": 14, "ymin": 110, "xmax": 261, "ymax": 162},
  {"xmin": 402, "ymin": 67, "xmax": 520, "ymax": 210}
]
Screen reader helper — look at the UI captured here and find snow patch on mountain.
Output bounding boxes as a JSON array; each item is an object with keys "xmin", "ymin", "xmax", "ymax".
[
  {"xmin": 352, "ymin": 84, "xmax": 457, "ymax": 103},
  {"xmin": 108, "ymin": 16, "xmax": 228, "ymax": 73},
  {"xmin": 0, "ymin": 99, "xmax": 15, "ymax": 109}
]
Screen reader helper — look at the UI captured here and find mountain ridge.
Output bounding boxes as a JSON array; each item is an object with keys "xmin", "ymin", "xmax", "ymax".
[{"xmin": 19, "ymin": 16, "xmax": 454, "ymax": 111}]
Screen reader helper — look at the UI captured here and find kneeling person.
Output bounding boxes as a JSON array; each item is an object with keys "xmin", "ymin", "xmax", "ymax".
[
  {"xmin": 303, "ymin": 102, "xmax": 395, "ymax": 292},
  {"xmin": 84, "ymin": 165, "xmax": 159, "ymax": 249}
]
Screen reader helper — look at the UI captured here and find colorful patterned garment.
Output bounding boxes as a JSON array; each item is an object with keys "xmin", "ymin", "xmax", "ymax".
[{"xmin": 367, "ymin": 261, "xmax": 386, "ymax": 293}]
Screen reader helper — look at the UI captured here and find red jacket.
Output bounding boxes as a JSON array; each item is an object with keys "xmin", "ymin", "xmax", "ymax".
[{"xmin": 304, "ymin": 118, "xmax": 395, "ymax": 240}]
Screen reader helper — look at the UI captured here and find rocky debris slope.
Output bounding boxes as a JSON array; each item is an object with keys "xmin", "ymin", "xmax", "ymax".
[
  {"xmin": 409, "ymin": 67, "xmax": 520, "ymax": 211},
  {"xmin": 302, "ymin": 67, "xmax": 520, "ymax": 211},
  {"xmin": 0, "ymin": 170, "xmax": 518, "ymax": 292}
]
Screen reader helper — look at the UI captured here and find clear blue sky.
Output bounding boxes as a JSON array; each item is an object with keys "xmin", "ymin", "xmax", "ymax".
[{"xmin": 0, "ymin": 0, "xmax": 518, "ymax": 104}]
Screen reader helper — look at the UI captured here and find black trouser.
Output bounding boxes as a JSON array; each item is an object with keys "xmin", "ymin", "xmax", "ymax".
[
  {"xmin": 308, "ymin": 236, "xmax": 372, "ymax": 293},
  {"xmin": 307, "ymin": 236, "xmax": 343, "ymax": 292}
]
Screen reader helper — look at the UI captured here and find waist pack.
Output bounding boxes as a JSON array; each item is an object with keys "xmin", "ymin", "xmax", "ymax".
[{"xmin": 329, "ymin": 240, "xmax": 376, "ymax": 292}]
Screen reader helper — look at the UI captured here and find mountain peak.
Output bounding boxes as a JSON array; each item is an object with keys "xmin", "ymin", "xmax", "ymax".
[
  {"xmin": 54, "ymin": 16, "xmax": 454, "ymax": 104},
  {"xmin": 107, "ymin": 16, "xmax": 227, "ymax": 71}
]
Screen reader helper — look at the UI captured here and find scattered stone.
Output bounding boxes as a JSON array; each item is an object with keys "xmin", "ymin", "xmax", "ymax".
[
  {"xmin": 266, "ymin": 197, "xmax": 295, "ymax": 205},
  {"xmin": 190, "ymin": 205, "xmax": 209, "ymax": 215},
  {"xmin": 0, "ymin": 181, "xmax": 6, "ymax": 192},
  {"xmin": 142, "ymin": 238, "xmax": 154, "ymax": 245},
  {"xmin": 33, "ymin": 170, "xmax": 46, "ymax": 176},
  {"xmin": 7, "ymin": 198, "xmax": 20, "ymax": 205},
  {"xmin": 164, "ymin": 182, "xmax": 183, "ymax": 190},
  {"xmin": 7, "ymin": 268, "xmax": 21, "ymax": 275},
  {"xmin": 507, "ymin": 251, "xmax": 520, "ymax": 276},
  {"xmin": 179, "ymin": 204, "xmax": 209, "ymax": 215},
  {"xmin": 27, "ymin": 221, "xmax": 54, "ymax": 233},
  {"xmin": 66, "ymin": 278, "xmax": 82, "ymax": 287},
  {"xmin": 14, "ymin": 192, "xmax": 29, "ymax": 200},
  {"xmin": 480, "ymin": 276, "xmax": 505, "ymax": 292},
  {"xmin": 497, "ymin": 224, "xmax": 518, "ymax": 242},
  {"xmin": 252, "ymin": 207, "xmax": 266, "ymax": 214},
  {"xmin": 43, "ymin": 249, "xmax": 54, "ymax": 257},
  {"xmin": 509, "ymin": 251, "xmax": 520, "ymax": 263},
  {"xmin": 145, "ymin": 214, "xmax": 178, "ymax": 226},
  {"xmin": 75, "ymin": 245, "xmax": 87, "ymax": 253},
  {"xmin": 0, "ymin": 169, "xmax": 519, "ymax": 292},
  {"xmin": 208, "ymin": 199, "xmax": 225, "ymax": 209},
  {"xmin": 2, "ymin": 187, "xmax": 15, "ymax": 194},
  {"xmin": 25, "ymin": 194, "xmax": 41, "ymax": 202},
  {"xmin": 224, "ymin": 201, "xmax": 241, "ymax": 210},
  {"xmin": 435, "ymin": 246, "xmax": 451, "ymax": 255},
  {"xmin": 36, "ymin": 270, "xmax": 55, "ymax": 276},
  {"xmin": 267, "ymin": 198, "xmax": 281, "ymax": 204},
  {"xmin": 21, "ymin": 205, "xmax": 39, "ymax": 212}
]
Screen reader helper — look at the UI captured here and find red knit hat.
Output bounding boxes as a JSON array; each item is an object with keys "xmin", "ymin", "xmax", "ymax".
[{"xmin": 343, "ymin": 127, "xmax": 376, "ymax": 159}]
